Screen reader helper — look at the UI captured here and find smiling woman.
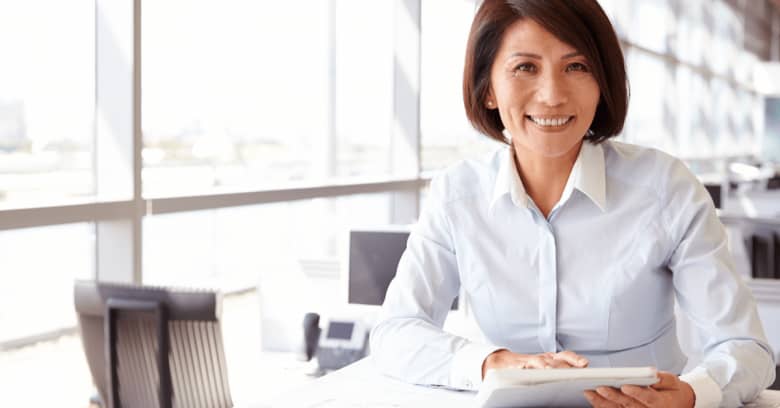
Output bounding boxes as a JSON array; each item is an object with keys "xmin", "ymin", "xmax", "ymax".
[{"xmin": 370, "ymin": 1, "xmax": 775, "ymax": 407}]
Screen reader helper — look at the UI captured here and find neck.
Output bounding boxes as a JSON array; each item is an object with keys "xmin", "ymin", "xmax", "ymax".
[{"xmin": 513, "ymin": 141, "xmax": 582, "ymax": 218}]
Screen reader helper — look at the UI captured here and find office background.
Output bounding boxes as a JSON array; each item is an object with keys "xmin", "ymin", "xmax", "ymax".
[{"xmin": 0, "ymin": 0, "xmax": 779, "ymax": 406}]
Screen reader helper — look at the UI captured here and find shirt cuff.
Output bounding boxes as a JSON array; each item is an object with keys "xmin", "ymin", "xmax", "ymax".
[
  {"xmin": 680, "ymin": 367, "xmax": 723, "ymax": 408},
  {"xmin": 449, "ymin": 342, "xmax": 504, "ymax": 390}
]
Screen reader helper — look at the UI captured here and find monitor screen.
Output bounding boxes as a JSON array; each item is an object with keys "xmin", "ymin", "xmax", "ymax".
[
  {"xmin": 347, "ymin": 228, "xmax": 457, "ymax": 309},
  {"xmin": 765, "ymin": 97, "xmax": 780, "ymax": 163},
  {"xmin": 327, "ymin": 321, "xmax": 355, "ymax": 340},
  {"xmin": 348, "ymin": 229, "xmax": 409, "ymax": 306}
]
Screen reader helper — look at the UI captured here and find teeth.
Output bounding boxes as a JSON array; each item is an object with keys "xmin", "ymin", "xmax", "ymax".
[{"xmin": 528, "ymin": 116, "xmax": 572, "ymax": 127}]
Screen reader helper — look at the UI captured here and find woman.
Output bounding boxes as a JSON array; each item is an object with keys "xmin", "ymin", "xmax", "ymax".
[{"xmin": 369, "ymin": 1, "xmax": 775, "ymax": 407}]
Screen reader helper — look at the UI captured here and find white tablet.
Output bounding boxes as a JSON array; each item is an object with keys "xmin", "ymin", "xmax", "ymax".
[{"xmin": 475, "ymin": 366, "xmax": 659, "ymax": 407}]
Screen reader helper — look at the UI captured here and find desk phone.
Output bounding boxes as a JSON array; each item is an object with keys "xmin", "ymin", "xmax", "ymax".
[{"xmin": 316, "ymin": 319, "xmax": 369, "ymax": 371}]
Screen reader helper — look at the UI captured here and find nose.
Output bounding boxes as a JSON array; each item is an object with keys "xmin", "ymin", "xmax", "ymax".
[{"xmin": 535, "ymin": 72, "xmax": 568, "ymax": 107}]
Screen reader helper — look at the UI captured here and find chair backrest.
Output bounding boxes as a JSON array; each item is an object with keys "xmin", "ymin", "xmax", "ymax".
[
  {"xmin": 721, "ymin": 215, "xmax": 780, "ymax": 279},
  {"xmin": 74, "ymin": 280, "xmax": 233, "ymax": 408}
]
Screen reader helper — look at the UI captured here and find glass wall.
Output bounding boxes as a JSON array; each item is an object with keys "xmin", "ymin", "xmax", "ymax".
[
  {"xmin": 420, "ymin": 0, "xmax": 500, "ymax": 172},
  {"xmin": 0, "ymin": 1, "xmax": 95, "ymax": 206},
  {"xmin": 142, "ymin": 0, "xmax": 396, "ymax": 196},
  {"xmin": 143, "ymin": 193, "xmax": 394, "ymax": 304},
  {"xmin": 0, "ymin": 223, "xmax": 94, "ymax": 343},
  {"xmin": 601, "ymin": 0, "xmax": 764, "ymax": 160}
]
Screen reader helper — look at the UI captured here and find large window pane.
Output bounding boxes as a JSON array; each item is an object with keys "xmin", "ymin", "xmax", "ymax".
[
  {"xmin": 710, "ymin": 78, "xmax": 737, "ymax": 156},
  {"xmin": 623, "ymin": 49, "xmax": 677, "ymax": 154},
  {"xmin": 143, "ymin": 193, "xmax": 394, "ymax": 293},
  {"xmin": 0, "ymin": 223, "xmax": 94, "ymax": 343},
  {"xmin": 705, "ymin": 1, "xmax": 741, "ymax": 78},
  {"xmin": 142, "ymin": 1, "xmax": 396, "ymax": 196},
  {"xmin": 672, "ymin": 0, "xmax": 708, "ymax": 67},
  {"xmin": 334, "ymin": 0, "xmax": 394, "ymax": 178},
  {"xmin": 626, "ymin": 0, "xmax": 672, "ymax": 54},
  {"xmin": 0, "ymin": 1, "xmax": 95, "ymax": 206},
  {"xmin": 420, "ymin": 0, "xmax": 499, "ymax": 172}
]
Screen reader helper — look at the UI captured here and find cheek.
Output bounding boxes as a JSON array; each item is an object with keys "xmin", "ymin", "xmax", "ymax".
[
  {"xmin": 580, "ymin": 82, "xmax": 601, "ymax": 114},
  {"xmin": 496, "ymin": 88, "xmax": 531, "ymax": 119}
]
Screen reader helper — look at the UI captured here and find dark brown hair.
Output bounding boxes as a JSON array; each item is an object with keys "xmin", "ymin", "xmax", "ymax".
[{"xmin": 463, "ymin": 0, "xmax": 628, "ymax": 144}]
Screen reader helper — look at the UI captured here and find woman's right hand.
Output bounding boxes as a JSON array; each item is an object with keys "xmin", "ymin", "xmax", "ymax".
[{"xmin": 481, "ymin": 349, "xmax": 589, "ymax": 379}]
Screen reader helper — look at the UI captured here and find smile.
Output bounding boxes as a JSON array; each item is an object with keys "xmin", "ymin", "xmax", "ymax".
[{"xmin": 526, "ymin": 115, "xmax": 574, "ymax": 128}]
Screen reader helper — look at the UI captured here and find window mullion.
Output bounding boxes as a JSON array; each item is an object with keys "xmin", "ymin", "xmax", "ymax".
[
  {"xmin": 390, "ymin": 0, "xmax": 422, "ymax": 224},
  {"xmin": 94, "ymin": 0, "xmax": 143, "ymax": 284}
]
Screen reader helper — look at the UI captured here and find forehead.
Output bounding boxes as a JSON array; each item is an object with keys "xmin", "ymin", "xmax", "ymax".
[{"xmin": 496, "ymin": 18, "xmax": 579, "ymax": 57}]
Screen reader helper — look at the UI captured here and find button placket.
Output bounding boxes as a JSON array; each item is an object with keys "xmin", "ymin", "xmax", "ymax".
[{"xmin": 529, "ymin": 204, "xmax": 558, "ymax": 353}]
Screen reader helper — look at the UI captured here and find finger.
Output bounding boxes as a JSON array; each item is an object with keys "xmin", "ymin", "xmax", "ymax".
[
  {"xmin": 595, "ymin": 386, "xmax": 647, "ymax": 408},
  {"xmin": 524, "ymin": 355, "xmax": 550, "ymax": 369},
  {"xmin": 554, "ymin": 350, "xmax": 589, "ymax": 367},
  {"xmin": 649, "ymin": 371, "xmax": 679, "ymax": 391},
  {"xmin": 621, "ymin": 385, "xmax": 660, "ymax": 406},
  {"xmin": 584, "ymin": 390, "xmax": 622, "ymax": 408},
  {"xmin": 548, "ymin": 358, "xmax": 573, "ymax": 368}
]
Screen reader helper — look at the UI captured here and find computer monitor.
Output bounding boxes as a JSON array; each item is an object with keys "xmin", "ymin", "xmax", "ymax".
[
  {"xmin": 764, "ymin": 97, "xmax": 780, "ymax": 164},
  {"xmin": 346, "ymin": 227, "xmax": 457, "ymax": 310}
]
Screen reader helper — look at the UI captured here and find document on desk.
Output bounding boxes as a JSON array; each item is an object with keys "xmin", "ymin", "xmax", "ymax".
[{"xmin": 475, "ymin": 366, "xmax": 658, "ymax": 408}]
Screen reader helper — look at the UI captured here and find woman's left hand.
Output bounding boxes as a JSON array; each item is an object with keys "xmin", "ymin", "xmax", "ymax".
[{"xmin": 583, "ymin": 371, "xmax": 695, "ymax": 408}]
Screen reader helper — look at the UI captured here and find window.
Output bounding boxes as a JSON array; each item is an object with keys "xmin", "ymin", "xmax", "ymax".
[
  {"xmin": 0, "ymin": 223, "xmax": 94, "ymax": 344},
  {"xmin": 420, "ymin": 0, "xmax": 498, "ymax": 172},
  {"xmin": 623, "ymin": 49, "xmax": 676, "ymax": 153},
  {"xmin": 0, "ymin": 1, "xmax": 95, "ymax": 207},
  {"xmin": 143, "ymin": 193, "xmax": 394, "ymax": 290},
  {"xmin": 142, "ymin": 0, "xmax": 397, "ymax": 196}
]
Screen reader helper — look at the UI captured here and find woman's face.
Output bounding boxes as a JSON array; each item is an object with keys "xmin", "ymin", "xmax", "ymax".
[{"xmin": 487, "ymin": 18, "xmax": 600, "ymax": 159}]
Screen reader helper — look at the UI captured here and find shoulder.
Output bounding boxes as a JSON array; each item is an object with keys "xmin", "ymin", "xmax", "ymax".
[
  {"xmin": 602, "ymin": 140, "xmax": 695, "ymax": 194},
  {"xmin": 429, "ymin": 146, "xmax": 506, "ymax": 205},
  {"xmin": 603, "ymin": 140, "xmax": 682, "ymax": 173}
]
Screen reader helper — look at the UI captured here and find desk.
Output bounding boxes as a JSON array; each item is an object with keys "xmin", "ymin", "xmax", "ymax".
[{"xmin": 264, "ymin": 357, "xmax": 780, "ymax": 408}]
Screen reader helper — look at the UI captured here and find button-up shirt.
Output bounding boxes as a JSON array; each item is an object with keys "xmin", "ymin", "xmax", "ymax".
[{"xmin": 370, "ymin": 140, "xmax": 775, "ymax": 407}]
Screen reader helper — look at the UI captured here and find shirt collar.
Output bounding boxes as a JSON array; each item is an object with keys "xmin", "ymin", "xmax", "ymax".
[
  {"xmin": 489, "ymin": 141, "xmax": 607, "ymax": 214},
  {"xmin": 574, "ymin": 140, "xmax": 607, "ymax": 212}
]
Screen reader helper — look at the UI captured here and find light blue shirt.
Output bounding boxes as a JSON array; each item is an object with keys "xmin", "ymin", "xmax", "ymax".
[{"xmin": 370, "ymin": 140, "xmax": 775, "ymax": 407}]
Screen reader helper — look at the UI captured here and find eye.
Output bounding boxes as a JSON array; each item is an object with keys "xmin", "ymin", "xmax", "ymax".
[
  {"xmin": 513, "ymin": 63, "xmax": 536, "ymax": 73},
  {"xmin": 566, "ymin": 62, "xmax": 589, "ymax": 72}
]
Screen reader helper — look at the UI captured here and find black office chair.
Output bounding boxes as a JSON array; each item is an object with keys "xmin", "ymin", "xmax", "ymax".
[
  {"xmin": 74, "ymin": 280, "xmax": 233, "ymax": 408},
  {"xmin": 722, "ymin": 215, "xmax": 780, "ymax": 280}
]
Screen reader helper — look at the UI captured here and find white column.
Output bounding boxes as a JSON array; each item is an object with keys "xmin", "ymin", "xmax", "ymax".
[
  {"xmin": 94, "ymin": 0, "xmax": 143, "ymax": 283},
  {"xmin": 391, "ymin": 0, "xmax": 422, "ymax": 224}
]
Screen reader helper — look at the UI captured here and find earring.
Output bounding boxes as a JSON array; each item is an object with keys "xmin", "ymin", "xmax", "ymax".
[{"xmin": 487, "ymin": 101, "xmax": 493, "ymax": 107}]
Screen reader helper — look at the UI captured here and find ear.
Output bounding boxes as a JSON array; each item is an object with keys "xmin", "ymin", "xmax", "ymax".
[{"xmin": 484, "ymin": 89, "xmax": 497, "ymax": 110}]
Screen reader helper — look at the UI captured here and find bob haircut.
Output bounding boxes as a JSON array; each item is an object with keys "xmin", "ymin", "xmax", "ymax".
[{"xmin": 463, "ymin": 0, "xmax": 628, "ymax": 144}]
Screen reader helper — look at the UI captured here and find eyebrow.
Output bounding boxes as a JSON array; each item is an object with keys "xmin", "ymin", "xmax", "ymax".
[{"xmin": 508, "ymin": 51, "xmax": 583, "ymax": 60}]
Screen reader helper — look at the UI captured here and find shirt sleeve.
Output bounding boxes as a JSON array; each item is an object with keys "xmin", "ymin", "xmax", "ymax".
[
  {"xmin": 680, "ymin": 367, "xmax": 723, "ymax": 408},
  {"xmin": 369, "ymin": 175, "xmax": 502, "ymax": 390},
  {"xmin": 663, "ymin": 159, "xmax": 776, "ymax": 407}
]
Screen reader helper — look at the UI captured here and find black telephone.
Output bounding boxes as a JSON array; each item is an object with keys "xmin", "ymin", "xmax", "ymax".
[{"xmin": 301, "ymin": 312, "xmax": 369, "ymax": 371}]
